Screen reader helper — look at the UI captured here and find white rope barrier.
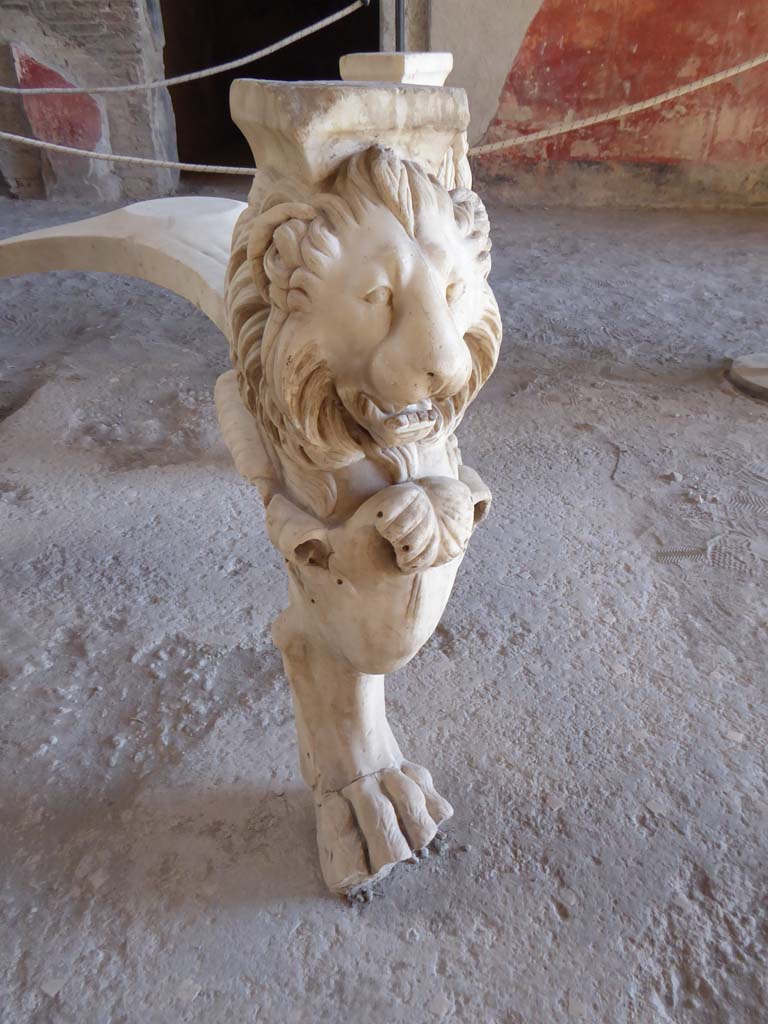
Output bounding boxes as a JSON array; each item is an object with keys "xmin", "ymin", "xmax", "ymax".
[
  {"xmin": 468, "ymin": 50, "xmax": 768, "ymax": 156},
  {"xmin": 0, "ymin": 129, "xmax": 255, "ymax": 174},
  {"xmin": 0, "ymin": 1, "xmax": 366, "ymax": 95},
  {"xmin": 1, "ymin": 49, "xmax": 765, "ymax": 176}
]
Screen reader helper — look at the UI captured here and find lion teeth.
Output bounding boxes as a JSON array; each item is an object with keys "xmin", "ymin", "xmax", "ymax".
[{"xmin": 371, "ymin": 399, "xmax": 437, "ymax": 433}]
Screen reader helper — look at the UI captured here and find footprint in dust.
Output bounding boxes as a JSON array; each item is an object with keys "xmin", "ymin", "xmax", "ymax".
[
  {"xmin": 707, "ymin": 535, "xmax": 763, "ymax": 580},
  {"xmin": 654, "ymin": 534, "xmax": 762, "ymax": 580},
  {"xmin": 654, "ymin": 544, "xmax": 709, "ymax": 566},
  {"xmin": 736, "ymin": 463, "xmax": 768, "ymax": 489},
  {"xmin": 725, "ymin": 492, "xmax": 768, "ymax": 531},
  {"xmin": 0, "ymin": 479, "xmax": 31, "ymax": 504}
]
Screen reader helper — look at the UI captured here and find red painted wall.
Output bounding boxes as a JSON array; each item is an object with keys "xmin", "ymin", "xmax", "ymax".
[
  {"xmin": 13, "ymin": 48, "xmax": 103, "ymax": 151},
  {"xmin": 478, "ymin": 0, "xmax": 768, "ymax": 175}
]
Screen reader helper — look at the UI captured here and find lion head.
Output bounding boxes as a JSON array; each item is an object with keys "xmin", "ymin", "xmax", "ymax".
[{"xmin": 225, "ymin": 145, "xmax": 502, "ymax": 517}]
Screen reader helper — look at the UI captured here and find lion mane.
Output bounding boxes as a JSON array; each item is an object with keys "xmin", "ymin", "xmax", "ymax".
[{"xmin": 224, "ymin": 145, "xmax": 501, "ymax": 517}]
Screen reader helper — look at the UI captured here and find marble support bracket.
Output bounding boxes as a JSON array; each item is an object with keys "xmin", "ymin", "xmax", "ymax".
[{"xmin": 0, "ymin": 64, "xmax": 501, "ymax": 897}]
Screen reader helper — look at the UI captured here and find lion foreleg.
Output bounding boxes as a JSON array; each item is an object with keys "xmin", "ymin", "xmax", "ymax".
[{"xmin": 272, "ymin": 589, "xmax": 454, "ymax": 895}]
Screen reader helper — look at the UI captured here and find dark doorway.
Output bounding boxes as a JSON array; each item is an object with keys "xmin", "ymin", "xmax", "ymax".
[{"xmin": 159, "ymin": 1, "xmax": 381, "ymax": 166}]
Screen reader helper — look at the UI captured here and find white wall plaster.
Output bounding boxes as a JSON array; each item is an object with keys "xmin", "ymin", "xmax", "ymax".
[{"xmin": 430, "ymin": 0, "xmax": 544, "ymax": 144}]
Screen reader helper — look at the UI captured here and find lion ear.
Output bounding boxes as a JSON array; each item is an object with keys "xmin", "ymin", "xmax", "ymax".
[{"xmin": 247, "ymin": 202, "xmax": 316, "ymax": 299}]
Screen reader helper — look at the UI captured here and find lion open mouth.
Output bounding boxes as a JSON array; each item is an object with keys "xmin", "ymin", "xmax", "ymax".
[
  {"xmin": 342, "ymin": 392, "xmax": 444, "ymax": 447},
  {"xmin": 362, "ymin": 396, "xmax": 437, "ymax": 431}
]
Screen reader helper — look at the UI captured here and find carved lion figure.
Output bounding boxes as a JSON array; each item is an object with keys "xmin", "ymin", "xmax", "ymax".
[
  {"xmin": 0, "ymin": 132, "xmax": 502, "ymax": 897},
  {"xmin": 218, "ymin": 144, "xmax": 503, "ymax": 894},
  {"xmin": 224, "ymin": 144, "xmax": 501, "ymax": 518}
]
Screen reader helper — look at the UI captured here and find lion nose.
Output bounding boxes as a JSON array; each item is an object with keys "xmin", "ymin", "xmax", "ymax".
[
  {"xmin": 369, "ymin": 289, "xmax": 472, "ymax": 405},
  {"xmin": 423, "ymin": 335, "xmax": 473, "ymax": 398}
]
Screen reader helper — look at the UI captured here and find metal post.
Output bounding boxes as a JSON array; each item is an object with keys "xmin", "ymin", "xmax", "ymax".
[{"xmin": 395, "ymin": 0, "xmax": 405, "ymax": 52}]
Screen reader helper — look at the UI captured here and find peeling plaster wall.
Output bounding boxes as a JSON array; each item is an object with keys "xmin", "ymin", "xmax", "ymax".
[
  {"xmin": 434, "ymin": 0, "xmax": 768, "ymax": 206},
  {"xmin": 0, "ymin": 42, "xmax": 45, "ymax": 197},
  {"xmin": 0, "ymin": 0, "xmax": 178, "ymax": 200},
  {"xmin": 431, "ymin": 0, "xmax": 542, "ymax": 147}
]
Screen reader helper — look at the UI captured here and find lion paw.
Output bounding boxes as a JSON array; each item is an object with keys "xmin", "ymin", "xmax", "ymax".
[
  {"xmin": 315, "ymin": 761, "xmax": 454, "ymax": 894},
  {"xmin": 373, "ymin": 479, "xmax": 475, "ymax": 574}
]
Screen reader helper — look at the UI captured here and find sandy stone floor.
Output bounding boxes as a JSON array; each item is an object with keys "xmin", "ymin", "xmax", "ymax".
[{"xmin": 1, "ymin": 189, "xmax": 766, "ymax": 1024}]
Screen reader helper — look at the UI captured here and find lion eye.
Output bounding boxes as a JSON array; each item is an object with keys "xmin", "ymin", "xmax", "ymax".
[
  {"xmin": 364, "ymin": 285, "xmax": 392, "ymax": 305},
  {"xmin": 446, "ymin": 280, "xmax": 466, "ymax": 304}
]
